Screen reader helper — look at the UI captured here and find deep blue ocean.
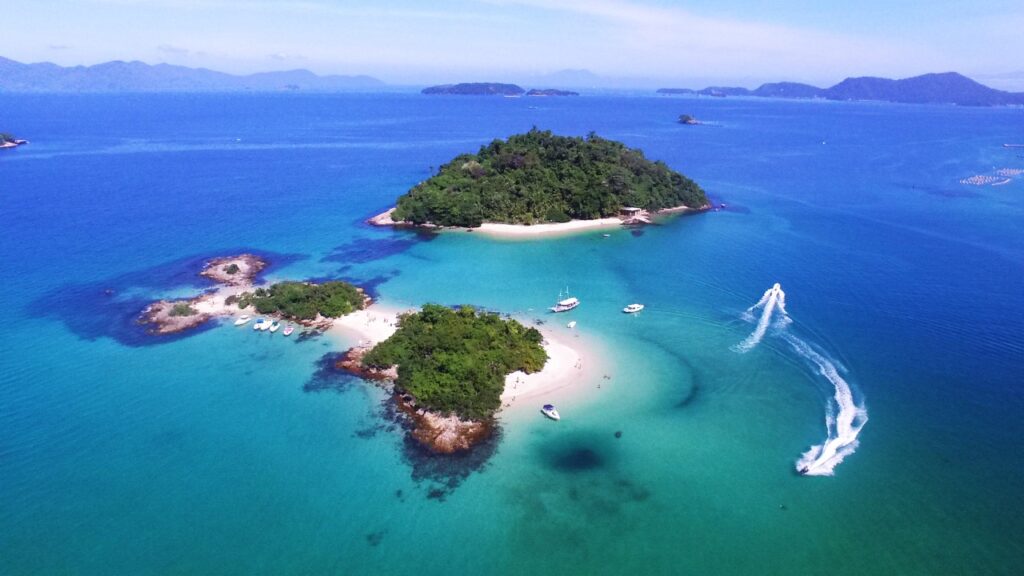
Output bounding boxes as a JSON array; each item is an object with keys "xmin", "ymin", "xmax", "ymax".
[{"xmin": 2, "ymin": 92, "xmax": 1023, "ymax": 575}]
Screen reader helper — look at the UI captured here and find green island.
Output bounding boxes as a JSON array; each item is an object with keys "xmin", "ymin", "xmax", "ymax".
[
  {"xmin": 391, "ymin": 128, "xmax": 708, "ymax": 227},
  {"xmin": 361, "ymin": 304, "xmax": 548, "ymax": 420},
  {"xmin": 233, "ymin": 280, "xmax": 367, "ymax": 320}
]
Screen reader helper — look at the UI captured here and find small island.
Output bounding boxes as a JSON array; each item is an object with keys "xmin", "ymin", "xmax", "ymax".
[
  {"xmin": 526, "ymin": 88, "xmax": 579, "ymax": 97},
  {"xmin": 370, "ymin": 128, "xmax": 709, "ymax": 234},
  {"xmin": 422, "ymin": 83, "xmax": 525, "ymax": 96},
  {"xmin": 678, "ymin": 114, "xmax": 701, "ymax": 125},
  {"xmin": 340, "ymin": 304, "xmax": 548, "ymax": 453},
  {"xmin": 138, "ymin": 254, "xmax": 369, "ymax": 335},
  {"xmin": 1, "ymin": 132, "xmax": 28, "ymax": 149}
]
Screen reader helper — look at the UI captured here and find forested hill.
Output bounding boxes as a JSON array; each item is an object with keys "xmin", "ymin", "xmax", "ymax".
[{"xmin": 391, "ymin": 129, "xmax": 708, "ymax": 227}]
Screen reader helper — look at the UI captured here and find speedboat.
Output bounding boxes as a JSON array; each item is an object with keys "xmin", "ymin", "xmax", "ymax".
[
  {"xmin": 283, "ymin": 324, "xmax": 295, "ymax": 336},
  {"xmin": 567, "ymin": 321, "xmax": 577, "ymax": 329},
  {"xmin": 252, "ymin": 318, "xmax": 268, "ymax": 331},
  {"xmin": 234, "ymin": 315, "xmax": 251, "ymax": 326},
  {"xmin": 623, "ymin": 303, "xmax": 645, "ymax": 314},
  {"xmin": 269, "ymin": 320, "xmax": 280, "ymax": 333},
  {"xmin": 541, "ymin": 404, "xmax": 561, "ymax": 420}
]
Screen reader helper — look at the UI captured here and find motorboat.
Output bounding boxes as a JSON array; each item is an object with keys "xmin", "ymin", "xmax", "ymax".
[
  {"xmin": 541, "ymin": 404, "xmax": 561, "ymax": 421},
  {"xmin": 623, "ymin": 303, "xmax": 645, "ymax": 314},
  {"xmin": 269, "ymin": 320, "xmax": 280, "ymax": 333},
  {"xmin": 253, "ymin": 318, "xmax": 268, "ymax": 331},
  {"xmin": 567, "ymin": 321, "xmax": 577, "ymax": 329},
  {"xmin": 283, "ymin": 324, "xmax": 295, "ymax": 336},
  {"xmin": 234, "ymin": 315, "xmax": 251, "ymax": 326}
]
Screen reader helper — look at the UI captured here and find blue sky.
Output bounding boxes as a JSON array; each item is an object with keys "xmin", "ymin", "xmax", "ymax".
[{"xmin": 5, "ymin": 0, "xmax": 1023, "ymax": 87}]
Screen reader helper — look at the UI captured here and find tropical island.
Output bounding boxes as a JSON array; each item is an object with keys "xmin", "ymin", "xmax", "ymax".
[
  {"xmin": 338, "ymin": 304, "xmax": 549, "ymax": 453},
  {"xmin": 678, "ymin": 114, "xmax": 701, "ymax": 125},
  {"xmin": 369, "ymin": 128, "xmax": 709, "ymax": 235},
  {"xmin": 1, "ymin": 132, "xmax": 28, "ymax": 148},
  {"xmin": 138, "ymin": 254, "xmax": 369, "ymax": 335}
]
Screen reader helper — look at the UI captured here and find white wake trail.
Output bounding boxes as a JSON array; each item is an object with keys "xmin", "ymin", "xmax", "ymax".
[
  {"xmin": 733, "ymin": 283, "xmax": 867, "ymax": 476},
  {"xmin": 733, "ymin": 283, "xmax": 786, "ymax": 353}
]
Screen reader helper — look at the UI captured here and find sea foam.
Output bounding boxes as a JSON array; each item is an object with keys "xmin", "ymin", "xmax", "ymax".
[{"xmin": 735, "ymin": 284, "xmax": 867, "ymax": 476}]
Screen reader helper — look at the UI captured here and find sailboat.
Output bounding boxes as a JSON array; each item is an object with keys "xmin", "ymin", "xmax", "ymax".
[{"xmin": 550, "ymin": 287, "xmax": 580, "ymax": 313}]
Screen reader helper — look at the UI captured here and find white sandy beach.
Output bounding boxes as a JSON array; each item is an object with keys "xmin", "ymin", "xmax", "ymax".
[{"xmin": 474, "ymin": 217, "xmax": 623, "ymax": 238}]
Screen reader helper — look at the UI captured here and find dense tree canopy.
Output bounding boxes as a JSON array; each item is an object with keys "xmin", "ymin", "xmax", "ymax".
[
  {"xmin": 362, "ymin": 304, "xmax": 548, "ymax": 420},
  {"xmin": 236, "ymin": 281, "xmax": 365, "ymax": 320},
  {"xmin": 392, "ymin": 128, "xmax": 708, "ymax": 227}
]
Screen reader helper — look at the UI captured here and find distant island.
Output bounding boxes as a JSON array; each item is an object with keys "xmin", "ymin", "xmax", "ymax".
[
  {"xmin": 678, "ymin": 114, "xmax": 701, "ymax": 125},
  {"xmin": 657, "ymin": 72, "xmax": 1024, "ymax": 107},
  {"xmin": 0, "ymin": 56, "xmax": 384, "ymax": 92},
  {"xmin": 421, "ymin": 83, "xmax": 580, "ymax": 96},
  {"xmin": 0, "ymin": 132, "xmax": 28, "ymax": 148},
  {"xmin": 526, "ymin": 88, "xmax": 579, "ymax": 96},
  {"xmin": 422, "ymin": 83, "xmax": 525, "ymax": 96},
  {"xmin": 370, "ymin": 128, "xmax": 708, "ymax": 234},
  {"xmin": 341, "ymin": 304, "xmax": 547, "ymax": 453}
]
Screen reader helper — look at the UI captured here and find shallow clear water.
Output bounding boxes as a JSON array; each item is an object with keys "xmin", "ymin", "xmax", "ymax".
[{"xmin": 2, "ymin": 93, "xmax": 1022, "ymax": 574}]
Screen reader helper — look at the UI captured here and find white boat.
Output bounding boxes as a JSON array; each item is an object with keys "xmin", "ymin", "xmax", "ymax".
[
  {"xmin": 269, "ymin": 320, "xmax": 280, "ymax": 333},
  {"xmin": 550, "ymin": 288, "xmax": 580, "ymax": 312},
  {"xmin": 283, "ymin": 324, "xmax": 295, "ymax": 336},
  {"xmin": 541, "ymin": 404, "xmax": 561, "ymax": 420},
  {"xmin": 623, "ymin": 303, "xmax": 645, "ymax": 314},
  {"xmin": 567, "ymin": 321, "xmax": 577, "ymax": 329},
  {"xmin": 252, "ymin": 318, "xmax": 268, "ymax": 331},
  {"xmin": 234, "ymin": 315, "xmax": 251, "ymax": 326}
]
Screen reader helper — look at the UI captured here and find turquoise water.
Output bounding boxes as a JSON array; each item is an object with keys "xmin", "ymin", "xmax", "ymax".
[{"xmin": 2, "ymin": 93, "xmax": 1023, "ymax": 574}]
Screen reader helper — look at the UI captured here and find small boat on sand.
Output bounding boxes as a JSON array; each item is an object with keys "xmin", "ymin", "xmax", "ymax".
[
  {"xmin": 269, "ymin": 320, "xmax": 280, "ymax": 333},
  {"xmin": 234, "ymin": 315, "xmax": 251, "ymax": 326},
  {"xmin": 283, "ymin": 324, "xmax": 295, "ymax": 336},
  {"xmin": 623, "ymin": 303, "xmax": 645, "ymax": 314},
  {"xmin": 541, "ymin": 404, "xmax": 561, "ymax": 420}
]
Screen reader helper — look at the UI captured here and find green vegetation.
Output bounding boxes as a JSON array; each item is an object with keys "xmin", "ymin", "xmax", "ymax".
[
  {"xmin": 362, "ymin": 304, "xmax": 548, "ymax": 420},
  {"xmin": 391, "ymin": 128, "xmax": 707, "ymax": 227},
  {"xmin": 169, "ymin": 302, "xmax": 197, "ymax": 317},
  {"xmin": 0, "ymin": 133, "xmax": 16, "ymax": 144},
  {"xmin": 236, "ymin": 281, "xmax": 366, "ymax": 320},
  {"xmin": 223, "ymin": 263, "xmax": 240, "ymax": 275}
]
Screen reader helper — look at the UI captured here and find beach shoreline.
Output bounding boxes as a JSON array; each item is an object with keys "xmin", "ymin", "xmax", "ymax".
[{"xmin": 367, "ymin": 204, "xmax": 709, "ymax": 240}]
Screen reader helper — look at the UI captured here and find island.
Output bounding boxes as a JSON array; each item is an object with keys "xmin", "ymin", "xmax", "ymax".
[
  {"xmin": 421, "ymin": 82, "xmax": 525, "ymax": 96},
  {"xmin": 339, "ymin": 304, "xmax": 548, "ymax": 453},
  {"xmin": 656, "ymin": 72, "xmax": 1024, "ymax": 107},
  {"xmin": 678, "ymin": 114, "xmax": 701, "ymax": 125},
  {"xmin": 1, "ymin": 132, "xmax": 28, "ymax": 148},
  {"xmin": 526, "ymin": 88, "xmax": 579, "ymax": 97},
  {"xmin": 369, "ymin": 128, "xmax": 709, "ymax": 235},
  {"xmin": 138, "ymin": 254, "xmax": 369, "ymax": 335}
]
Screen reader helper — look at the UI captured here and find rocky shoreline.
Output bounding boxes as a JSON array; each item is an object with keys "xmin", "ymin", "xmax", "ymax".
[
  {"xmin": 138, "ymin": 254, "xmax": 267, "ymax": 335},
  {"xmin": 334, "ymin": 345, "xmax": 492, "ymax": 454}
]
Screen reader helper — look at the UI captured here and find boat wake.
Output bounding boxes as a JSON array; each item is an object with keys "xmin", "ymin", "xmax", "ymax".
[{"xmin": 734, "ymin": 283, "xmax": 867, "ymax": 476}]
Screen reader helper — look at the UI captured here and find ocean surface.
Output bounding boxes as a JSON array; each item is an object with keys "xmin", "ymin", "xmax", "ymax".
[{"xmin": 2, "ymin": 92, "xmax": 1022, "ymax": 575}]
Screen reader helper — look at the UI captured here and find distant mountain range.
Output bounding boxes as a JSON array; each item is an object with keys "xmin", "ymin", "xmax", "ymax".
[
  {"xmin": 657, "ymin": 72, "xmax": 1024, "ymax": 106},
  {"xmin": 0, "ymin": 57, "xmax": 384, "ymax": 92}
]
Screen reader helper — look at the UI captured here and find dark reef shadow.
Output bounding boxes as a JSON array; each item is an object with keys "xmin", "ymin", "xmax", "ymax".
[
  {"xmin": 26, "ymin": 248, "xmax": 305, "ymax": 347},
  {"xmin": 321, "ymin": 229, "xmax": 436, "ymax": 267},
  {"xmin": 303, "ymin": 351, "xmax": 500, "ymax": 500}
]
